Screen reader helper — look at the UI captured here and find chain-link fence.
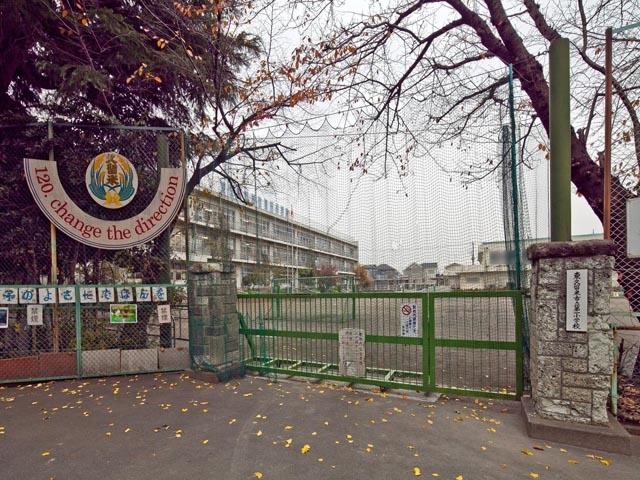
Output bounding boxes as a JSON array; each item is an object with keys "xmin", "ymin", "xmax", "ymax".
[
  {"xmin": 0, "ymin": 283, "xmax": 188, "ymax": 383},
  {"xmin": 0, "ymin": 123, "xmax": 190, "ymax": 383}
]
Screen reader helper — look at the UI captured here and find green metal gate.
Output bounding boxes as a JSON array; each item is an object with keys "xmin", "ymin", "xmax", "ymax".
[{"xmin": 238, "ymin": 290, "xmax": 523, "ymax": 399}]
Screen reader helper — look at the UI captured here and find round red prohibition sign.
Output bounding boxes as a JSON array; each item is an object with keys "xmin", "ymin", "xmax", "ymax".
[{"xmin": 401, "ymin": 304, "xmax": 412, "ymax": 316}]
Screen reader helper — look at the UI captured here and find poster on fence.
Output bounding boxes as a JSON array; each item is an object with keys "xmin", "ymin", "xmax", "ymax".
[
  {"xmin": 27, "ymin": 304, "xmax": 43, "ymax": 326},
  {"xmin": 0, "ymin": 308, "xmax": 8, "ymax": 329},
  {"xmin": 338, "ymin": 328, "xmax": 365, "ymax": 377},
  {"xmin": 110, "ymin": 304, "xmax": 137, "ymax": 324},
  {"xmin": 400, "ymin": 302, "xmax": 418, "ymax": 337},
  {"xmin": 157, "ymin": 304, "xmax": 171, "ymax": 324}
]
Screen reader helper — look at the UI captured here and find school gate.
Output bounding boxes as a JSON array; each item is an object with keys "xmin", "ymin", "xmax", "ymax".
[{"xmin": 237, "ymin": 290, "xmax": 524, "ymax": 399}]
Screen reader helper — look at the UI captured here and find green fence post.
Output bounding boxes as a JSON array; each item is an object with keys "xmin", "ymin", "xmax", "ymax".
[
  {"xmin": 75, "ymin": 285, "xmax": 82, "ymax": 378},
  {"xmin": 514, "ymin": 292, "xmax": 524, "ymax": 399},
  {"xmin": 508, "ymin": 64, "xmax": 522, "ymax": 290},
  {"xmin": 351, "ymin": 277, "xmax": 356, "ymax": 321},
  {"xmin": 549, "ymin": 38, "xmax": 572, "ymax": 241},
  {"xmin": 421, "ymin": 293, "xmax": 429, "ymax": 391},
  {"xmin": 428, "ymin": 293, "xmax": 436, "ymax": 391}
]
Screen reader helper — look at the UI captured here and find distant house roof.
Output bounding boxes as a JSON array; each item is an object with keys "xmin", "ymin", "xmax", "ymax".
[
  {"xmin": 420, "ymin": 262, "xmax": 438, "ymax": 269},
  {"xmin": 363, "ymin": 264, "xmax": 400, "ymax": 280}
]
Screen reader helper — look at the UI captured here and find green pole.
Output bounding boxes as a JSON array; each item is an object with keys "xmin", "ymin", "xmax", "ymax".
[
  {"xmin": 157, "ymin": 134, "xmax": 172, "ymax": 347},
  {"xmin": 508, "ymin": 65, "xmax": 522, "ymax": 290},
  {"xmin": 75, "ymin": 285, "xmax": 82, "ymax": 377},
  {"xmin": 549, "ymin": 38, "xmax": 572, "ymax": 241}
]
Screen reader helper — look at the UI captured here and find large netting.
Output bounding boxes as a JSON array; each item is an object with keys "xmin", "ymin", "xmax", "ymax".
[{"xmin": 204, "ymin": 79, "xmax": 549, "ymax": 293}]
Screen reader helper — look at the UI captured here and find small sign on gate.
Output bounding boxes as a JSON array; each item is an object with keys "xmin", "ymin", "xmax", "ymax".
[
  {"xmin": 27, "ymin": 304, "xmax": 43, "ymax": 326},
  {"xmin": 157, "ymin": 304, "xmax": 171, "ymax": 324},
  {"xmin": 400, "ymin": 302, "xmax": 418, "ymax": 337},
  {"xmin": 110, "ymin": 304, "xmax": 137, "ymax": 324},
  {"xmin": 338, "ymin": 328, "xmax": 365, "ymax": 377}
]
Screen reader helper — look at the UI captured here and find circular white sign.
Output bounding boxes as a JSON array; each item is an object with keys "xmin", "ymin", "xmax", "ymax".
[{"xmin": 85, "ymin": 152, "xmax": 138, "ymax": 209}]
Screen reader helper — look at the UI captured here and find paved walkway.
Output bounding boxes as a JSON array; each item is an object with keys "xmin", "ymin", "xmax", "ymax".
[{"xmin": 0, "ymin": 372, "xmax": 637, "ymax": 479}]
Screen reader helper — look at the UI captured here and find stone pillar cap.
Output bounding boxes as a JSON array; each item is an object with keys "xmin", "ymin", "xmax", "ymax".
[
  {"xmin": 189, "ymin": 262, "xmax": 223, "ymax": 273},
  {"xmin": 527, "ymin": 240, "xmax": 615, "ymax": 261}
]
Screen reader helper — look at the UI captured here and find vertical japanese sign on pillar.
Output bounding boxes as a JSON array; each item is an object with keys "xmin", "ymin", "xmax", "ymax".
[{"xmin": 566, "ymin": 270, "xmax": 587, "ymax": 332}]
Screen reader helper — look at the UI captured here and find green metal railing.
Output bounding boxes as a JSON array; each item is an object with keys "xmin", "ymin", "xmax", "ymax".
[
  {"xmin": 238, "ymin": 290, "xmax": 523, "ymax": 399},
  {"xmin": 0, "ymin": 283, "xmax": 188, "ymax": 384}
]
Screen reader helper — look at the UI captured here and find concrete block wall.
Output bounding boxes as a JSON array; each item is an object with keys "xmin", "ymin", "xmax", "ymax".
[{"xmin": 528, "ymin": 240, "xmax": 615, "ymax": 425}]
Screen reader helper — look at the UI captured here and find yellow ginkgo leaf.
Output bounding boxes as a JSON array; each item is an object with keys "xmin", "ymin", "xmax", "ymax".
[
  {"xmin": 431, "ymin": 474, "xmax": 439, "ymax": 478},
  {"xmin": 521, "ymin": 448, "xmax": 533, "ymax": 456},
  {"xmin": 301, "ymin": 444, "xmax": 311, "ymax": 454},
  {"xmin": 529, "ymin": 473, "xmax": 539, "ymax": 479},
  {"xmin": 568, "ymin": 459, "xmax": 579, "ymax": 465},
  {"xmin": 284, "ymin": 425, "xmax": 293, "ymax": 430},
  {"xmin": 202, "ymin": 439, "xmax": 209, "ymax": 445},
  {"xmin": 456, "ymin": 476, "xmax": 464, "ymax": 480},
  {"xmin": 599, "ymin": 459, "xmax": 611, "ymax": 466},
  {"xmin": 256, "ymin": 430, "xmax": 263, "ymax": 437},
  {"xmin": 413, "ymin": 467, "xmax": 421, "ymax": 476},
  {"xmin": 254, "ymin": 472, "xmax": 263, "ymax": 479},
  {"xmin": 41, "ymin": 451, "xmax": 50, "ymax": 457}
]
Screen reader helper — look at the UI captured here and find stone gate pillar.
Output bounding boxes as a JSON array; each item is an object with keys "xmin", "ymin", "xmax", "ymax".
[
  {"xmin": 188, "ymin": 262, "xmax": 240, "ymax": 381},
  {"xmin": 523, "ymin": 240, "xmax": 631, "ymax": 454}
]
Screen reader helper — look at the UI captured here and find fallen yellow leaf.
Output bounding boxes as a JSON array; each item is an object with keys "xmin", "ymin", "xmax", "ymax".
[
  {"xmin": 431, "ymin": 474, "xmax": 439, "ymax": 478},
  {"xmin": 284, "ymin": 425, "xmax": 293, "ymax": 430},
  {"xmin": 456, "ymin": 476, "xmax": 464, "ymax": 480},
  {"xmin": 529, "ymin": 473, "xmax": 539, "ymax": 479},
  {"xmin": 568, "ymin": 459, "xmax": 579, "ymax": 465},
  {"xmin": 202, "ymin": 439, "xmax": 209, "ymax": 445},
  {"xmin": 41, "ymin": 451, "xmax": 50, "ymax": 457},
  {"xmin": 413, "ymin": 467, "xmax": 421, "ymax": 476},
  {"xmin": 301, "ymin": 444, "xmax": 310, "ymax": 454},
  {"xmin": 256, "ymin": 430, "xmax": 263, "ymax": 437},
  {"xmin": 599, "ymin": 459, "xmax": 611, "ymax": 466},
  {"xmin": 521, "ymin": 448, "xmax": 533, "ymax": 456},
  {"xmin": 254, "ymin": 472, "xmax": 263, "ymax": 479}
]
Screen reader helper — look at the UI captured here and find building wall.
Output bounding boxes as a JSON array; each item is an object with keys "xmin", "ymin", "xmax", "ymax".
[{"xmin": 171, "ymin": 188, "xmax": 359, "ymax": 289}]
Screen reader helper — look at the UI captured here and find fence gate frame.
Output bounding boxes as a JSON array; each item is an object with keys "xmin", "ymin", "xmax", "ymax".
[
  {"xmin": 238, "ymin": 289, "xmax": 524, "ymax": 400},
  {"xmin": 0, "ymin": 282, "xmax": 189, "ymax": 384}
]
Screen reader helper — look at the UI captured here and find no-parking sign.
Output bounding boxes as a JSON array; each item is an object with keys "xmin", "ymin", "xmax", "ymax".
[{"xmin": 400, "ymin": 302, "xmax": 418, "ymax": 337}]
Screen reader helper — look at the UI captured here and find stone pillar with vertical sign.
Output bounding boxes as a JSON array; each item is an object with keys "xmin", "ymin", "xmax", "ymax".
[
  {"xmin": 523, "ymin": 240, "xmax": 633, "ymax": 453},
  {"xmin": 526, "ymin": 240, "xmax": 615, "ymax": 426}
]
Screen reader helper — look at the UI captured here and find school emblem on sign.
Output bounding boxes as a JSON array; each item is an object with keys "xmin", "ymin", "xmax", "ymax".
[{"xmin": 86, "ymin": 152, "xmax": 138, "ymax": 209}]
